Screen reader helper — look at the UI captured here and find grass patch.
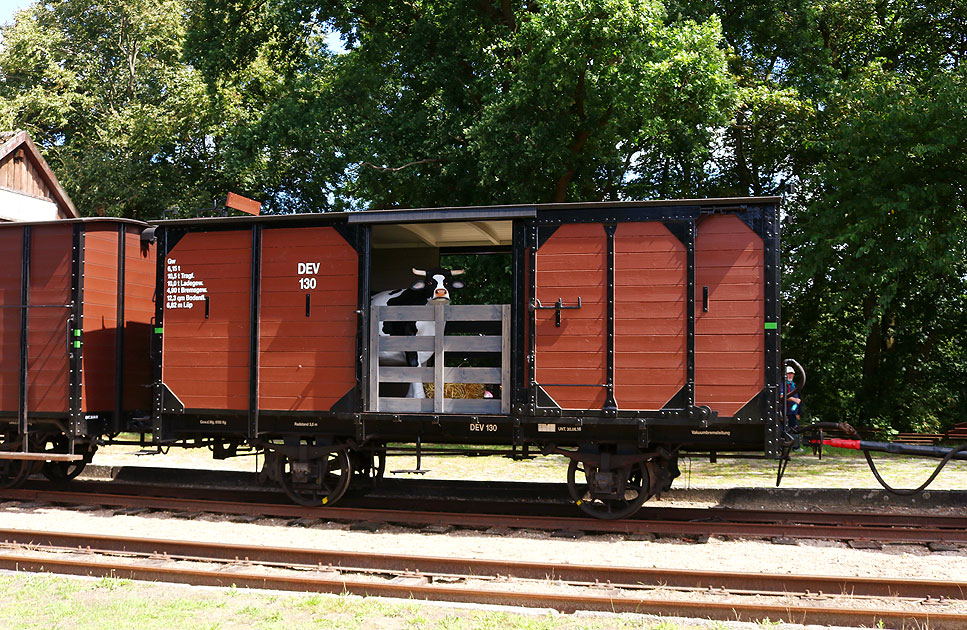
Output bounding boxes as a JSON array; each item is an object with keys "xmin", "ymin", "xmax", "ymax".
[{"xmin": 0, "ymin": 573, "xmax": 727, "ymax": 629}]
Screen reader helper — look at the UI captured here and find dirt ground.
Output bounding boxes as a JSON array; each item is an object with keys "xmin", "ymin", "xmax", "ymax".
[{"xmin": 1, "ymin": 443, "xmax": 964, "ymax": 630}]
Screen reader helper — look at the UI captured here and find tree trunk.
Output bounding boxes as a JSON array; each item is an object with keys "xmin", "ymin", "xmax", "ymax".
[
  {"xmin": 733, "ymin": 108, "xmax": 753, "ymax": 196},
  {"xmin": 860, "ymin": 294, "xmax": 883, "ymax": 422}
]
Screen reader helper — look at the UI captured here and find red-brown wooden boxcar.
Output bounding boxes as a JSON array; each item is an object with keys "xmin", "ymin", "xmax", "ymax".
[
  {"xmin": 152, "ymin": 198, "xmax": 783, "ymax": 518},
  {"xmin": 0, "ymin": 218, "xmax": 155, "ymax": 481}
]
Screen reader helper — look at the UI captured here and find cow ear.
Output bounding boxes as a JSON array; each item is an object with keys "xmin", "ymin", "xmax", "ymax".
[
  {"xmin": 410, "ymin": 281, "xmax": 426, "ymax": 290},
  {"xmin": 451, "ymin": 280, "xmax": 464, "ymax": 289}
]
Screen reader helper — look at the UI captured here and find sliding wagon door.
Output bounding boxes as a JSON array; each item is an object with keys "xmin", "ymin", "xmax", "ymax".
[
  {"xmin": 79, "ymin": 224, "xmax": 119, "ymax": 414},
  {"xmin": 694, "ymin": 214, "xmax": 764, "ymax": 417},
  {"xmin": 532, "ymin": 223, "xmax": 607, "ymax": 410},
  {"xmin": 121, "ymin": 225, "xmax": 157, "ymax": 413},
  {"xmin": 613, "ymin": 222, "xmax": 687, "ymax": 410},
  {"xmin": 162, "ymin": 230, "xmax": 252, "ymax": 412},
  {"xmin": 0, "ymin": 227, "xmax": 24, "ymax": 415},
  {"xmin": 27, "ymin": 224, "xmax": 73, "ymax": 415},
  {"xmin": 532, "ymin": 221, "xmax": 689, "ymax": 413},
  {"xmin": 258, "ymin": 227, "xmax": 358, "ymax": 412}
]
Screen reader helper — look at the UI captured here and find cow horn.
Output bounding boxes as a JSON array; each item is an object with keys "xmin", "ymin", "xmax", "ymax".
[
  {"xmin": 412, "ymin": 268, "xmax": 427, "ymax": 277},
  {"xmin": 451, "ymin": 269, "xmax": 465, "ymax": 276}
]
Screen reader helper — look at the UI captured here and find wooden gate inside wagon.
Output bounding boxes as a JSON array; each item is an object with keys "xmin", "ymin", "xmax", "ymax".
[{"xmin": 368, "ymin": 303, "xmax": 510, "ymax": 415}]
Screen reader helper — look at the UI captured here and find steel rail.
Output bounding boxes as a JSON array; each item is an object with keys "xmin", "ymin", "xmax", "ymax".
[
  {"xmin": 21, "ymin": 477, "xmax": 967, "ymax": 531},
  {"xmin": 0, "ymin": 528, "xmax": 963, "ymax": 601},
  {"xmin": 666, "ymin": 507, "xmax": 967, "ymax": 529},
  {"xmin": 1, "ymin": 487, "xmax": 965, "ymax": 543},
  {"xmin": 0, "ymin": 549, "xmax": 963, "ymax": 629}
]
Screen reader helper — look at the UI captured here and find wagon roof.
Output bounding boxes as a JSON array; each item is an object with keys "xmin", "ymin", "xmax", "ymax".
[
  {"xmin": 0, "ymin": 216, "xmax": 150, "ymax": 229},
  {"xmin": 149, "ymin": 197, "xmax": 781, "ymax": 227}
]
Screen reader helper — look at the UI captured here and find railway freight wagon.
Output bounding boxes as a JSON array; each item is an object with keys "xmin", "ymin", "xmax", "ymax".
[
  {"xmin": 152, "ymin": 198, "xmax": 783, "ymax": 518},
  {"xmin": 0, "ymin": 218, "xmax": 156, "ymax": 484}
]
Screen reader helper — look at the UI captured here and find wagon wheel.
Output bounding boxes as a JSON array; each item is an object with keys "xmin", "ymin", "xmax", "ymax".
[
  {"xmin": 40, "ymin": 435, "xmax": 91, "ymax": 482},
  {"xmin": 277, "ymin": 449, "xmax": 353, "ymax": 507},
  {"xmin": 566, "ymin": 458, "xmax": 650, "ymax": 520},
  {"xmin": 0, "ymin": 458, "xmax": 31, "ymax": 489},
  {"xmin": 0, "ymin": 439, "xmax": 32, "ymax": 490}
]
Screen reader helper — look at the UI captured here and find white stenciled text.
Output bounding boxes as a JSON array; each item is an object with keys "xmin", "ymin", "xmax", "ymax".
[
  {"xmin": 165, "ymin": 258, "xmax": 208, "ymax": 310},
  {"xmin": 298, "ymin": 261, "xmax": 320, "ymax": 290}
]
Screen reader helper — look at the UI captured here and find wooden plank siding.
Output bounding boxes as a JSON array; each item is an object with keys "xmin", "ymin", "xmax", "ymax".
[
  {"xmin": 79, "ymin": 226, "xmax": 118, "ymax": 412},
  {"xmin": 122, "ymin": 228, "xmax": 155, "ymax": 411},
  {"xmin": 694, "ymin": 214, "xmax": 765, "ymax": 417},
  {"xmin": 258, "ymin": 227, "xmax": 358, "ymax": 411},
  {"xmin": 0, "ymin": 228, "xmax": 23, "ymax": 414},
  {"xmin": 27, "ymin": 224, "xmax": 73, "ymax": 413},
  {"xmin": 614, "ymin": 222, "xmax": 687, "ymax": 410},
  {"xmin": 0, "ymin": 151, "xmax": 56, "ymax": 202},
  {"xmin": 1, "ymin": 221, "xmax": 156, "ymax": 419},
  {"xmin": 534, "ymin": 223, "xmax": 607, "ymax": 410},
  {"xmin": 162, "ymin": 230, "xmax": 252, "ymax": 411}
]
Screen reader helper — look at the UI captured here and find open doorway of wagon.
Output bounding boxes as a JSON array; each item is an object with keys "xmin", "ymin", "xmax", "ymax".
[
  {"xmin": 366, "ymin": 218, "xmax": 515, "ymax": 414},
  {"xmin": 437, "ymin": 249, "xmax": 512, "ymax": 402}
]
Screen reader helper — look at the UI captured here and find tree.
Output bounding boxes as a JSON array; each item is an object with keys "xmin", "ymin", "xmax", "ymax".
[
  {"xmin": 187, "ymin": 0, "xmax": 737, "ymax": 208},
  {"xmin": 0, "ymin": 0, "xmax": 283, "ymax": 219},
  {"xmin": 785, "ymin": 65, "xmax": 967, "ymax": 431},
  {"xmin": 659, "ymin": 1, "xmax": 967, "ymax": 431}
]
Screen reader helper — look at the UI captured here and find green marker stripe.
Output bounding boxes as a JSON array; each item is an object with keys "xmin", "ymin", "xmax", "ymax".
[
  {"xmin": 764, "ymin": 322, "xmax": 778, "ymax": 330},
  {"xmin": 73, "ymin": 340, "xmax": 81, "ymax": 348},
  {"xmin": 154, "ymin": 327, "xmax": 164, "ymax": 334}
]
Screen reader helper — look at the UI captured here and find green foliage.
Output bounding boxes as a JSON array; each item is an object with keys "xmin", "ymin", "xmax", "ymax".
[
  {"xmin": 785, "ymin": 64, "xmax": 967, "ymax": 431},
  {"xmin": 0, "ymin": 0, "xmax": 303, "ymax": 219},
  {"xmin": 186, "ymin": 0, "xmax": 736, "ymax": 208},
  {"xmin": 1, "ymin": 0, "xmax": 735, "ymax": 215},
  {"xmin": 0, "ymin": 0, "xmax": 203, "ymax": 219},
  {"xmin": 467, "ymin": 1, "xmax": 735, "ymax": 202},
  {"xmin": 657, "ymin": 0, "xmax": 967, "ymax": 431},
  {"xmin": 441, "ymin": 254, "xmax": 512, "ymax": 306},
  {"xmin": 93, "ymin": 576, "xmax": 132, "ymax": 591},
  {"xmin": 1, "ymin": 0, "xmax": 964, "ymax": 431}
]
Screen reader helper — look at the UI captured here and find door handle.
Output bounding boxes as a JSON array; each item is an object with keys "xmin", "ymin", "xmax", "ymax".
[{"xmin": 531, "ymin": 297, "xmax": 582, "ymax": 327}]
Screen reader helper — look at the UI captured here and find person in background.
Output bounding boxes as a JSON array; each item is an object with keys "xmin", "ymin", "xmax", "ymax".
[{"xmin": 784, "ymin": 365, "xmax": 803, "ymax": 448}]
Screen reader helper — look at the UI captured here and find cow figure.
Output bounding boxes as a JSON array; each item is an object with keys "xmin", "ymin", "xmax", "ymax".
[{"xmin": 371, "ymin": 267, "xmax": 465, "ymax": 398}]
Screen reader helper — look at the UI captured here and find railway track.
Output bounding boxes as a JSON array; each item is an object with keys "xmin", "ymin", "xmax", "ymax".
[
  {"xmin": 0, "ymin": 528, "xmax": 964, "ymax": 629},
  {"xmin": 2, "ymin": 484, "xmax": 965, "ymax": 544},
  {"xmin": 15, "ymin": 475, "xmax": 965, "ymax": 529}
]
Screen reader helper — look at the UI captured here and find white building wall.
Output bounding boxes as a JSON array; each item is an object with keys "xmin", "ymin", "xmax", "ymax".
[{"xmin": 0, "ymin": 187, "xmax": 59, "ymax": 221}]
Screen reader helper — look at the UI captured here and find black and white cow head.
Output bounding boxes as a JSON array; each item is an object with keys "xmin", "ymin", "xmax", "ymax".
[{"xmin": 408, "ymin": 267, "xmax": 465, "ymax": 303}]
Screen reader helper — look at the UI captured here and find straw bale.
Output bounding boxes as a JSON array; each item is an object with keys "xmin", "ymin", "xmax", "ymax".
[{"xmin": 422, "ymin": 382, "xmax": 488, "ymax": 399}]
